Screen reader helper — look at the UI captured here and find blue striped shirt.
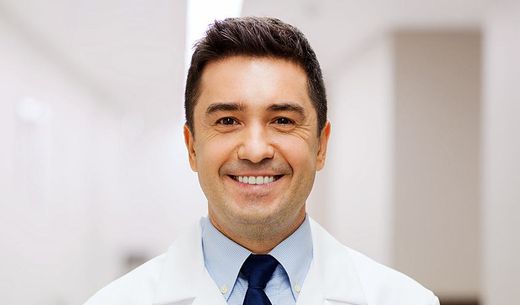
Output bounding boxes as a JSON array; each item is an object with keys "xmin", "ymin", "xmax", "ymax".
[{"xmin": 201, "ymin": 216, "xmax": 313, "ymax": 305}]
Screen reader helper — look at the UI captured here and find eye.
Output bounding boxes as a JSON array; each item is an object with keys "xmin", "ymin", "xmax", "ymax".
[
  {"xmin": 273, "ymin": 117, "xmax": 294, "ymax": 125},
  {"xmin": 216, "ymin": 117, "xmax": 239, "ymax": 125}
]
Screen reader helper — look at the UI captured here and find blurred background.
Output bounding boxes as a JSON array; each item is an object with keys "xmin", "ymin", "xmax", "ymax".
[{"xmin": 1, "ymin": 0, "xmax": 519, "ymax": 304}]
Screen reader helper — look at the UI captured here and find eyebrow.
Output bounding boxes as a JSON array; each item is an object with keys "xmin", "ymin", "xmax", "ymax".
[
  {"xmin": 267, "ymin": 103, "xmax": 306, "ymax": 117},
  {"xmin": 205, "ymin": 103, "xmax": 245, "ymax": 115},
  {"xmin": 205, "ymin": 101, "xmax": 306, "ymax": 117}
]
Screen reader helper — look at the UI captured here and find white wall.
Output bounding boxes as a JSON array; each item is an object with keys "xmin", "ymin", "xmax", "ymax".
[
  {"xmin": 0, "ymin": 1, "xmax": 206, "ymax": 304},
  {"xmin": 0, "ymin": 16, "xmax": 117, "ymax": 305},
  {"xmin": 319, "ymin": 31, "xmax": 482, "ymax": 301},
  {"xmin": 392, "ymin": 31, "xmax": 481, "ymax": 299},
  {"xmin": 313, "ymin": 36, "xmax": 394, "ymax": 265},
  {"xmin": 482, "ymin": 2, "xmax": 520, "ymax": 305}
]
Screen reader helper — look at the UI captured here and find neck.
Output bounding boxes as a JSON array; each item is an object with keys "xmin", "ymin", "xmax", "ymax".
[{"xmin": 209, "ymin": 210, "xmax": 306, "ymax": 254}]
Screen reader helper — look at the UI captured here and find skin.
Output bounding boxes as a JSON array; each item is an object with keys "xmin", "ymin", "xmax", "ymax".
[{"xmin": 184, "ymin": 56, "xmax": 331, "ymax": 253}]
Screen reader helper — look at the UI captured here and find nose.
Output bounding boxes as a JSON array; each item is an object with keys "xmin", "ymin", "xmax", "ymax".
[{"xmin": 237, "ymin": 124, "xmax": 274, "ymax": 163}]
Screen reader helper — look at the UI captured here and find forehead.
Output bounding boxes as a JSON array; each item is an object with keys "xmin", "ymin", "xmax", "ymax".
[{"xmin": 195, "ymin": 56, "xmax": 313, "ymax": 114}]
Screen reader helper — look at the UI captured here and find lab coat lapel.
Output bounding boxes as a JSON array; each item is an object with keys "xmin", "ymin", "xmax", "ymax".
[
  {"xmin": 151, "ymin": 224, "xmax": 227, "ymax": 305},
  {"xmin": 296, "ymin": 220, "xmax": 367, "ymax": 305},
  {"xmin": 151, "ymin": 218, "xmax": 367, "ymax": 305}
]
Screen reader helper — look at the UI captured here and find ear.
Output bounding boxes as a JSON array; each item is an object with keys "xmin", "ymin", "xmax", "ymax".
[
  {"xmin": 316, "ymin": 121, "xmax": 331, "ymax": 171},
  {"xmin": 184, "ymin": 124, "xmax": 198, "ymax": 172}
]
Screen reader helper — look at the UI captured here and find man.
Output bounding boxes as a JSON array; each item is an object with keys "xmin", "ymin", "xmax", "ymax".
[{"xmin": 85, "ymin": 17, "xmax": 439, "ymax": 305}]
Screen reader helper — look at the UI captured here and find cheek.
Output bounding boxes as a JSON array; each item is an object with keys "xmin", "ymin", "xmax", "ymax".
[
  {"xmin": 195, "ymin": 137, "xmax": 237, "ymax": 168},
  {"xmin": 274, "ymin": 136, "xmax": 318, "ymax": 167}
]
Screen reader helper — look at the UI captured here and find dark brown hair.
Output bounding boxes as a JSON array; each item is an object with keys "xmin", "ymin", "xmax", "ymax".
[{"xmin": 184, "ymin": 16, "xmax": 327, "ymax": 134}]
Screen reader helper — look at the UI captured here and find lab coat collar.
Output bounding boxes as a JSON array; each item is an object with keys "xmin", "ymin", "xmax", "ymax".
[
  {"xmin": 151, "ymin": 218, "xmax": 367, "ymax": 305},
  {"xmin": 299, "ymin": 219, "xmax": 367, "ymax": 305},
  {"xmin": 151, "ymin": 224, "xmax": 226, "ymax": 305}
]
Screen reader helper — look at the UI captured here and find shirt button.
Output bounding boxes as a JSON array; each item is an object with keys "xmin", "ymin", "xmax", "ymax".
[
  {"xmin": 294, "ymin": 283, "xmax": 301, "ymax": 293},
  {"xmin": 220, "ymin": 285, "xmax": 228, "ymax": 294}
]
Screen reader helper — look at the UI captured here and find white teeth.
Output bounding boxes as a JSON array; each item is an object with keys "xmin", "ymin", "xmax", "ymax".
[{"xmin": 235, "ymin": 176, "xmax": 276, "ymax": 185}]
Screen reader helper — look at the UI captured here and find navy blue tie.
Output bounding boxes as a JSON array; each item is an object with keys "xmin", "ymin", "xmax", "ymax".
[{"xmin": 241, "ymin": 254, "xmax": 279, "ymax": 305}]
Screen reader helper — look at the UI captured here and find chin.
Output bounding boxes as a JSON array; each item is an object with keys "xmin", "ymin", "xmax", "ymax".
[
  {"xmin": 232, "ymin": 208, "xmax": 278, "ymax": 225},
  {"xmin": 231, "ymin": 201, "xmax": 300, "ymax": 227}
]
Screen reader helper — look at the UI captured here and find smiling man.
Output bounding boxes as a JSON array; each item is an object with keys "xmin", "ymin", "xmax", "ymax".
[
  {"xmin": 185, "ymin": 55, "xmax": 327, "ymax": 256},
  {"xmin": 84, "ymin": 17, "xmax": 439, "ymax": 305}
]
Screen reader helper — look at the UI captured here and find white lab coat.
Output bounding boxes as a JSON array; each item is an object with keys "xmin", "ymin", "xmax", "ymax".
[{"xmin": 84, "ymin": 219, "xmax": 439, "ymax": 305}]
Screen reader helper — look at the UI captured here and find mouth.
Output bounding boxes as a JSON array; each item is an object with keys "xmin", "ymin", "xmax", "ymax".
[{"xmin": 229, "ymin": 175, "xmax": 284, "ymax": 185}]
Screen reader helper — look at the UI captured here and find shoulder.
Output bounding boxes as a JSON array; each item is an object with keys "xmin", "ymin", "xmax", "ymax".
[
  {"xmin": 83, "ymin": 222, "xmax": 205, "ymax": 305},
  {"xmin": 309, "ymin": 219, "xmax": 439, "ymax": 305},
  {"xmin": 346, "ymin": 248, "xmax": 439, "ymax": 305},
  {"xmin": 83, "ymin": 253, "xmax": 167, "ymax": 305}
]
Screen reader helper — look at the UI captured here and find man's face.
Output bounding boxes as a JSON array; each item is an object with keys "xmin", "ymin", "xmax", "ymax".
[{"xmin": 184, "ymin": 56, "xmax": 330, "ymax": 239}]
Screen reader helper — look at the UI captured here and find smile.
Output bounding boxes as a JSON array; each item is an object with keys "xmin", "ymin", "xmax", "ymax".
[{"xmin": 231, "ymin": 175, "xmax": 282, "ymax": 185}]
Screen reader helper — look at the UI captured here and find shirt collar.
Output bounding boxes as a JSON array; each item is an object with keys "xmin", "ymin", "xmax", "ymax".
[
  {"xmin": 201, "ymin": 217, "xmax": 250, "ymax": 298},
  {"xmin": 270, "ymin": 216, "xmax": 313, "ymax": 297},
  {"xmin": 201, "ymin": 215, "xmax": 313, "ymax": 299}
]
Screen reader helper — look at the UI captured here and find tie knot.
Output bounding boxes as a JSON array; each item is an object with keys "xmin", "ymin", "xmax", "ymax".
[{"xmin": 240, "ymin": 254, "xmax": 279, "ymax": 289}]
